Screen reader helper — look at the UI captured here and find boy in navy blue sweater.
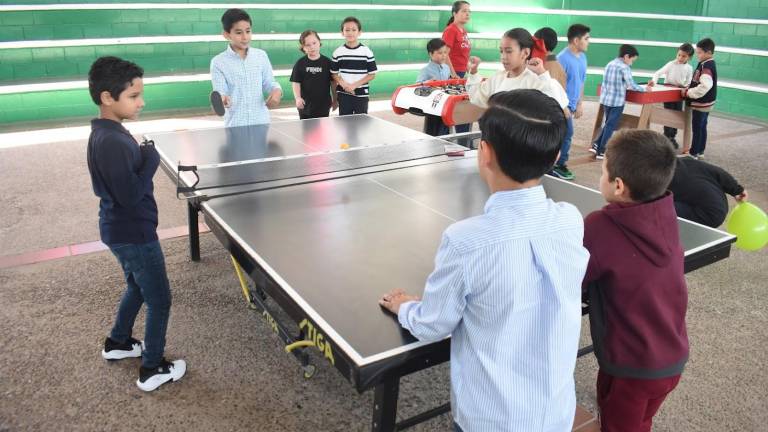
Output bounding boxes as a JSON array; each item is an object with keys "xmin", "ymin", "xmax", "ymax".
[{"xmin": 87, "ymin": 56, "xmax": 185, "ymax": 392}]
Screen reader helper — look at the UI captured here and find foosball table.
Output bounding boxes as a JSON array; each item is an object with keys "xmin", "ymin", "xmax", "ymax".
[
  {"xmin": 391, "ymin": 79, "xmax": 484, "ymax": 129},
  {"xmin": 593, "ymin": 84, "xmax": 692, "ymax": 152}
]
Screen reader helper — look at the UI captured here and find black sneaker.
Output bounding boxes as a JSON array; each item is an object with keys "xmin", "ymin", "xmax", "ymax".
[
  {"xmin": 102, "ymin": 337, "xmax": 143, "ymax": 360},
  {"xmin": 588, "ymin": 143, "xmax": 598, "ymax": 154},
  {"xmin": 596, "ymin": 152, "xmax": 605, "ymax": 160},
  {"xmin": 551, "ymin": 165, "xmax": 575, "ymax": 180},
  {"xmin": 137, "ymin": 358, "xmax": 186, "ymax": 392}
]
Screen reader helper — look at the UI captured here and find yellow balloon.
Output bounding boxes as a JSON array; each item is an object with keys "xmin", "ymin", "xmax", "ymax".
[{"xmin": 726, "ymin": 202, "xmax": 768, "ymax": 251}]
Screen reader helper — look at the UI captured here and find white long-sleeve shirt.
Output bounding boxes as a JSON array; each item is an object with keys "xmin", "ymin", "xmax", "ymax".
[
  {"xmin": 651, "ymin": 60, "xmax": 693, "ymax": 87},
  {"xmin": 466, "ymin": 69, "xmax": 569, "ymax": 109},
  {"xmin": 398, "ymin": 186, "xmax": 589, "ymax": 432}
]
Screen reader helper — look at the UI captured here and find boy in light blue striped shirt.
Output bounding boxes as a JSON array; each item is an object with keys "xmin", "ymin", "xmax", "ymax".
[
  {"xmin": 210, "ymin": 9, "xmax": 283, "ymax": 127},
  {"xmin": 380, "ymin": 89, "xmax": 589, "ymax": 432}
]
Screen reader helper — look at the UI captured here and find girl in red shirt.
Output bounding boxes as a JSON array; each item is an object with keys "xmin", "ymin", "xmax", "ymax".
[
  {"xmin": 442, "ymin": 1, "xmax": 472, "ymax": 132},
  {"xmin": 442, "ymin": 1, "xmax": 471, "ymax": 79}
]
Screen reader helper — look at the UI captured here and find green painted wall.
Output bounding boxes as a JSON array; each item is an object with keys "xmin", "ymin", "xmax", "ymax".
[
  {"xmin": 2, "ymin": 8, "xmax": 766, "ymax": 50},
  {"xmin": 0, "ymin": 70, "xmax": 422, "ymax": 123},
  {"xmin": 4, "ymin": 39, "xmax": 766, "ymax": 85},
  {"xmin": 0, "ymin": 1, "xmax": 766, "ymax": 125}
]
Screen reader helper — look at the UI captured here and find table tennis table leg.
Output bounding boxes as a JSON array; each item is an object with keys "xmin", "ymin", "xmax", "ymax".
[
  {"xmin": 591, "ymin": 104, "xmax": 605, "ymax": 143},
  {"xmin": 188, "ymin": 202, "xmax": 200, "ymax": 262},
  {"xmin": 372, "ymin": 377, "xmax": 399, "ymax": 432},
  {"xmin": 682, "ymin": 105, "xmax": 693, "ymax": 154}
]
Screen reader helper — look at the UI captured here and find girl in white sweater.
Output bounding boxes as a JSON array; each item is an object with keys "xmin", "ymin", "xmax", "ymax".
[{"xmin": 466, "ymin": 28, "xmax": 569, "ymax": 113}]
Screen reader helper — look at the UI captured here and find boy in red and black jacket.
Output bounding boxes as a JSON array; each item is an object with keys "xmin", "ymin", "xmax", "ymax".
[
  {"xmin": 682, "ymin": 38, "xmax": 717, "ymax": 158},
  {"xmin": 583, "ymin": 129, "xmax": 687, "ymax": 432}
]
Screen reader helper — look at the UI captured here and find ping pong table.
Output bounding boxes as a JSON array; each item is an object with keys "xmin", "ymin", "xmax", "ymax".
[{"xmin": 145, "ymin": 114, "xmax": 735, "ymax": 431}]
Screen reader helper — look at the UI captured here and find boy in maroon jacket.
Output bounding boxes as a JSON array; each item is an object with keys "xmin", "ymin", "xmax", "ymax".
[{"xmin": 583, "ymin": 129, "xmax": 687, "ymax": 432}]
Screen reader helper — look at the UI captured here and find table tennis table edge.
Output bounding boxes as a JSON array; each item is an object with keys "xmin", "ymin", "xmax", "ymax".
[{"xmin": 202, "ymin": 198, "xmax": 450, "ymax": 366}]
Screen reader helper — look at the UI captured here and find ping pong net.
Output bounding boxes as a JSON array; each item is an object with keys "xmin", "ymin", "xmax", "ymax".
[{"xmin": 144, "ymin": 116, "xmax": 474, "ymax": 201}]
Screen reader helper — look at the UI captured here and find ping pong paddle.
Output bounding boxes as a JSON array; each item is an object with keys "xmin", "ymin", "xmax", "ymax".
[
  {"xmin": 210, "ymin": 91, "xmax": 226, "ymax": 116},
  {"xmin": 445, "ymin": 144, "xmax": 466, "ymax": 157}
]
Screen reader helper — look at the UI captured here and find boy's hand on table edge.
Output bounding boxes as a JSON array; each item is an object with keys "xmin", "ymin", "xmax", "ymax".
[{"xmin": 379, "ymin": 288, "xmax": 420, "ymax": 315}]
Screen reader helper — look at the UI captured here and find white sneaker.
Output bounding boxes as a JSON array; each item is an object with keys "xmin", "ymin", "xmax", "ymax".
[
  {"xmin": 136, "ymin": 358, "xmax": 186, "ymax": 392},
  {"xmin": 101, "ymin": 337, "xmax": 143, "ymax": 360}
]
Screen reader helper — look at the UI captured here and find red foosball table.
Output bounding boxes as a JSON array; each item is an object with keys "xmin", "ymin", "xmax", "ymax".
[
  {"xmin": 391, "ymin": 79, "xmax": 484, "ymax": 129},
  {"xmin": 593, "ymin": 84, "xmax": 692, "ymax": 152}
]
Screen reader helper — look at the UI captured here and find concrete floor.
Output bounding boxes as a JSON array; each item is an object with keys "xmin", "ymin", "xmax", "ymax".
[{"xmin": 0, "ymin": 100, "xmax": 766, "ymax": 431}]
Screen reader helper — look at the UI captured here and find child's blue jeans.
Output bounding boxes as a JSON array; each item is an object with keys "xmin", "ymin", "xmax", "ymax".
[
  {"xmin": 691, "ymin": 109, "xmax": 710, "ymax": 156},
  {"xmin": 594, "ymin": 105, "xmax": 625, "ymax": 154},
  {"xmin": 108, "ymin": 240, "xmax": 172, "ymax": 369}
]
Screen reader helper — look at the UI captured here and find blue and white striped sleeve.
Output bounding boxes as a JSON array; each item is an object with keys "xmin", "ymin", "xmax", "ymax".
[
  {"xmin": 210, "ymin": 57, "xmax": 229, "ymax": 96},
  {"xmin": 624, "ymin": 66, "xmax": 645, "ymax": 92},
  {"xmin": 398, "ymin": 234, "xmax": 466, "ymax": 342},
  {"xmin": 260, "ymin": 51, "xmax": 281, "ymax": 94}
]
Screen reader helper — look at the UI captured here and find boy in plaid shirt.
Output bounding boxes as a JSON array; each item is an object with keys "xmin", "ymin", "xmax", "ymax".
[{"xmin": 591, "ymin": 44, "xmax": 645, "ymax": 159}]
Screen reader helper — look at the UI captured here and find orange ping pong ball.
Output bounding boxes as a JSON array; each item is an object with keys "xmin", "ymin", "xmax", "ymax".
[{"xmin": 340, "ymin": 143, "xmax": 350, "ymax": 149}]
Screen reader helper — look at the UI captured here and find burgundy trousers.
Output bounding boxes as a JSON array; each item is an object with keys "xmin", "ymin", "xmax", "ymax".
[{"xmin": 597, "ymin": 369, "xmax": 681, "ymax": 432}]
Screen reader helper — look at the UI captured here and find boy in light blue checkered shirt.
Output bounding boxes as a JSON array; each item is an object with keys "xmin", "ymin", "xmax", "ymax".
[
  {"xmin": 210, "ymin": 8, "xmax": 283, "ymax": 127},
  {"xmin": 591, "ymin": 44, "xmax": 645, "ymax": 158}
]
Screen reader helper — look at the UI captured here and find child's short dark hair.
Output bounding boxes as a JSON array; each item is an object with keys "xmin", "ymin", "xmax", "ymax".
[
  {"xmin": 426, "ymin": 38, "xmax": 446, "ymax": 53},
  {"xmin": 299, "ymin": 29, "xmax": 321, "ymax": 52},
  {"xmin": 696, "ymin": 38, "xmax": 715, "ymax": 53},
  {"xmin": 605, "ymin": 130, "xmax": 676, "ymax": 202},
  {"xmin": 679, "ymin": 43, "xmax": 694, "ymax": 56},
  {"xmin": 88, "ymin": 56, "xmax": 143, "ymax": 105},
  {"xmin": 479, "ymin": 89, "xmax": 566, "ymax": 183},
  {"xmin": 221, "ymin": 8, "xmax": 251, "ymax": 32},
  {"xmin": 533, "ymin": 27, "xmax": 558, "ymax": 52},
  {"xmin": 341, "ymin": 16, "xmax": 362, "ymax": 31},
  {"xmin": 503, "ymin": 28, "xmax": 535, "ymax": 60},
  {"xmin": 619, "ymin": 44, "xmax": 639, "ymax": 58},
  {"xmin": 566, "ymin": 24, "xmax": 590, "ymax": 42}
]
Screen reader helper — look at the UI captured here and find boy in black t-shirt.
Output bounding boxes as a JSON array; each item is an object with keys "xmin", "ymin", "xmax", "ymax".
[{"xmin": 290, "ymin": 30, "xmax": 337, "ymax": 119}]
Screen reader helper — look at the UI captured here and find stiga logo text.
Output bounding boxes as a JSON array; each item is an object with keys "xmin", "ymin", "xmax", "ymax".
[{"xmin": 299, "ymin": 319, "xmax": 335, "ymax": 366}]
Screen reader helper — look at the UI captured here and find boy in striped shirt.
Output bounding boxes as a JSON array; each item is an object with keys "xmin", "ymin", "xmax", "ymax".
[
  {"xmin": 331, "ymin": 16, "xmax": 377, "ymax": 115},
  {"xmin": 379, "ymin": 89, "xmax": 589, "ymax": 432}
]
